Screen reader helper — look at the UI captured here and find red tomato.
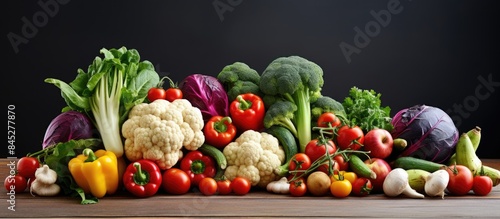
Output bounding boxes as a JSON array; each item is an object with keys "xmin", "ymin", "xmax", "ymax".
[
  {"xmin": 17, "ymin": 157, "xmax": 40, "ymax": 179},
  {"xmin": 288, "ymin": 153, "xmax": 312, "ymax": 171},
  {"xmin": 162, "ymin": 168, "xmax": 191, "ymax": 195},
  {"xmin": 4, "ymin": 174, "xmax": 27, "ymax": 193},
  {"xmin": 304, "ymin": 139, "xmax": 336, "ymax": 162},
  {"xmin": 199, "ymin": 177, "xmax": 218, "ymax": 196},
  {"xmin": 333, "ymin": 154, "xmax": 349, "ymax": 171},
  {"xmin": 165, "ymin": 88, "xmax": 183, "ymax": 102},
  {"xmin": 231, "ymin": 177, "xmax": 251, "ymax": 195},
  {"xmin": 317, "ymin": 112, "xmax": 341, "ymax": 128},
  {"xmin": 351, "ymin": 177, "xmax": 373, "ymax": 197},
  {"xmin": 217, "ymin": 179, "xmax": 232, "ymax": 195},
  {"xmin": 337, "ymin": 125, "xmax": 364, "ymax": 151},
  {"xmin": 317, "ymin": 159, "xmax": 339, "ymax": 176},
  {"xmin": 147, "ymin": 87, "xmax": 167, "ymax": 102},
  {"xmin": 446, "ymin": 165, "xmax": 474, "ymax": 196},
  {"xmin": 472, "ymin": 175, "xmax": 493, "ymax": 196},
  {"xmin": 289, "ymin": 178, "xmax": 307, "ymax": 197}
]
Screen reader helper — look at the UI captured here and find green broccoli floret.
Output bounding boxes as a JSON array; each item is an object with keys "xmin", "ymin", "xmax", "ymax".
[
  {"xmin": 259, "ymin": 56, "xmax": 324, "ymax": 152},
  {"xmin": 311, "ymin": 96, "xmax": 347, "ymax": 122},
  {"xmin": 217, "ymin": 62, "xmax": 262, "ymax": 101},
  {"xmin": 263, "ymin": 100, "xmax": 298, "ymax": 137}
]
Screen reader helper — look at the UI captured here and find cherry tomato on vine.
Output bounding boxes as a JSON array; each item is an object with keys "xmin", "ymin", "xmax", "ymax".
[
  {"xmin": 288, "ymin": 153, "xmax": 312, "ymax": 171},
  {"xmin": 472, "ymin": 175, "xmax": 493, "ymax": 196},
  {"xmin": 147, "ymin": 87, "xmax": 167, "ymax": 102},
  {"xmin": 289, "ymin": 178, "xmax": 307, "ymax": 197},
  {"xmin": 317, "ymin": 112, "xmax": 341, "ymax": 128},
  {"xmin": 198, "ymin": 177, "xmax": 218, "ymax": 196},
  {"xmin": 330, "ymin": 178, "xmax": 352, "ymax": 198},
  {"xmin": 4, "ymin": 174, "xmax": 27, "ymax": 193},
  {"xmin": 217, "ymin": 179, "xmax": 232, "ymax": 195},
  {"xmin": 17, "ymin": 157, "xmax": 40, "ymax": 179},
  {"xmin": 304, "ymin": 138, "xmax": 336, "ymax": 162},
  {"xmin": 331, "ymin": 171, "xmax": 358, "ymax": 185},
  {"xmin": 317, "ymin": 159, "xmax": 339, "ymax": 176},
  {"xmin": 446, "ymin": 165, "xmax": 473, "ymax": 196},
  {"xmin": 337, "ymin": 125, "xmax": 364, "ymax": 151},
  {"xmin": 165, "ymin": 88, "xmax": 183, "ymax": 102},
  {"xmin": 231, "ymin": 177, "xmax": 251, "ymax": 195},
  {"xmin": 333, "ymin": 154, "xmax": 349, "ymax": 171},
  {"xmin": 351, "ymin": 177, "xmax": 373, "ymax": 197}
]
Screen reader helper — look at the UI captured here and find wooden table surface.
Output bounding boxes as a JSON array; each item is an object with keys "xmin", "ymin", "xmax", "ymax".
[{"xmin": 1, "ymin": 158, "xmax": 499, "ymax": 218}]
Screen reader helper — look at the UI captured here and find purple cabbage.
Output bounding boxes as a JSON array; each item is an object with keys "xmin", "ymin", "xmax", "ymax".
[
  {"xmin": 179, "ymin": 74, "xmax": 229, "ymax": 122},
  {"xmin": 391, "ymin": 104, "xmax": 459, "ymax": 164},
  {"xmin": 42, "ymin": 111, "xmax": 94, "ymax": 149}
]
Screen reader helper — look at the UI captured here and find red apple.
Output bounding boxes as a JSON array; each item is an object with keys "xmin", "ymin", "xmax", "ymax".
[
  {"xmin": 363, "ymin": 128, "xmax": 394, "ymax": 159},
  {"xmin": 364, "ymin": 158, "xmax": 392, "ymax": 193}
]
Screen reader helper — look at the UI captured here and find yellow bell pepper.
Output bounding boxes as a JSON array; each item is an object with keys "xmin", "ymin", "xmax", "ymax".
[{"xmin": 68, "ymin": 148, "xmax": 119, "ymax": 198}]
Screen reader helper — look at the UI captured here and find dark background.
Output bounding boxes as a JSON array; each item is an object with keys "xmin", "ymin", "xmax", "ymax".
[{"xmin": 3, "ymin": 0, "xmax": 499, "ymax": 159}]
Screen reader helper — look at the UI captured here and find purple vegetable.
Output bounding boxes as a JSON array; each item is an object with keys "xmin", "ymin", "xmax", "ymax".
[
  {"xmin": 42, "ymin": 111, "xmax": 94, "ymax": 149},
  {"xmin": 391, "ymin": 104, "xmax": 459, "ymax": 164},
  {"xmin": 179, "ymin": 74, "xmax": 229, "ymax": 121}
]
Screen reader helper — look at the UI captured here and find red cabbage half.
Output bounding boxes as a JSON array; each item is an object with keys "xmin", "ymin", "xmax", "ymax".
[
  {"xmin": 390, "ymin": 104, "xmax": 459, "ymax": 164},
  {"xmin": 42, "ymin": 111, "xmax": 94, "ymax": 149},
  {"xmin": 179, "ymin": 74, "xmax": 229, "ymax": 121}
]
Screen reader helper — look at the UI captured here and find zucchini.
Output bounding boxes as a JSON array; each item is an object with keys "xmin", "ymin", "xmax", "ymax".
[
  {"xmin": 348, "ymin": 154, "xmax": 376, "ymax": 179},
  {"xmin": 266, "ymin": 125, "xmax": 298, "ymax": 165},
  {"xmin": 392, "ymin": 157, "xmax": 445, "ymax": 172},
  {"xmin": 198, "ymin": 144, "xmax": 227, "ymax": 179},
  {"xmin": 266, "ymin": 125, "xmax": 299, "ymax": 177}
]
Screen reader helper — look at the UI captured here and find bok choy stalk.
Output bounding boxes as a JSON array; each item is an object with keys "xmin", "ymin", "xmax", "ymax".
[{"xmin": 45, "ymin": 47, "xmax": 160, "ymax": 157}]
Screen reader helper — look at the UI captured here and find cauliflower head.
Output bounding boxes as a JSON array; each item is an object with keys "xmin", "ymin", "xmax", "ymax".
[
  {"xmin": 122, "ymin": 99, "xmax": 205, "ymax": 170},
  {"xmin": 223, "ymin": 130, "xmax": 285, "ymax": 187}
]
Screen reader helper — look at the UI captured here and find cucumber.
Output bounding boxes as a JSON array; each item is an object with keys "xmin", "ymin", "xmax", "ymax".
[
  {"xmin": 392, "ymin": 157, "xmax": 445, "ymax": 172},
  {"xmin": 348, "ymin": 154, "xmax": 376, "ymax": 179},
  {"xmin": 266, "ymin": 125, "xmax": 298, "ymax": 165},
  {"xmin": 198, "ymin": 144, "xmax": 227, "ymax": 179}
]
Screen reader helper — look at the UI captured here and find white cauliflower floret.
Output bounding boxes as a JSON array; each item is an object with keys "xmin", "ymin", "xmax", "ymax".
[
  {"xmin": 224, "ymin": 165, "xmax": 260, "ymax": 187},
  {"xmin": 257, "ymin": 151, "xmax": 282, "ymax": 187},
  {"xmin": 235, "ymin": 130, "xmax": 262, "ymax": 144},
  {"xmin": 223, "ymin": 130, "xmax": 285, "ymax": 187},
  {"xmin": 122, "ymin": 99, "xmax": 205, "ymax": 170},
  {"xmin": 260, "ymin": 132, "xmax": 285, "ymax": 163}
]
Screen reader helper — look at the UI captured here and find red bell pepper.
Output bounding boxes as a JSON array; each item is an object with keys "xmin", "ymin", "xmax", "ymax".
[
  {"xmin": 180, "ymin": 151, "xmax": 216, "ymax": 186},
  {"xmin": 229, "ymin": 93, "xmax": 265, "ymax": 131},
  {"xmin": 204, "ymin": 116, "xmax": 237, "ymax": 149},
  {"xmin": 123, "ymin": 159, "xmax": 162, "ymax": 198}
]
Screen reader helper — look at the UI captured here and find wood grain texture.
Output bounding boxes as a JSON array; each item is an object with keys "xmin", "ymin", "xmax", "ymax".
[{"xmin": 1, "ymin": 159, "xmax": 499, "ymax": 218}]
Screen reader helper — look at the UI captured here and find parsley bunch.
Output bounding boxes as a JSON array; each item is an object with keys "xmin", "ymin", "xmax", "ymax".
[{"xmin": 342, "ymin": 87, "xmax": 393, "ymax": 132}]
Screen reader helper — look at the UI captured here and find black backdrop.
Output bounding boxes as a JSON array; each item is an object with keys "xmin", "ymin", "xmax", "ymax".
[{"xmin": 3, "ymin": 0, "xmax": 499, "ymax": 159}]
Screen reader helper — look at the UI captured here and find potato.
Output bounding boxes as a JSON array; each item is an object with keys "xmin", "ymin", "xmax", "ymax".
[{"xmin": 306, "ymin": 171, "xmax": 331, "ymax": 196}]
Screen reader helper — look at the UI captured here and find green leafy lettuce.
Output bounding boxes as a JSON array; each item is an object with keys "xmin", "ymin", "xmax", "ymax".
[{"xmin": 44, "ymin": 47, "xmax": 160, "ymax": 157}]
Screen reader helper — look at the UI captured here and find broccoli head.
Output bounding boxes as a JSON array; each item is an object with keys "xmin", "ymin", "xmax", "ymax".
[
  {"xmin": 263, "ymin": 100, "xmax": 298, "ymax": 137},
  {"xmin": 259, "ymin": 56, "xmax": 324, "ymax": 152},
  {"xmin": 311, "ymin": 96, "xmax": 347, "ymax": 122},
  {"xmin": 217, "ymin": 62, "xmax": 262, "ymax": 101}
]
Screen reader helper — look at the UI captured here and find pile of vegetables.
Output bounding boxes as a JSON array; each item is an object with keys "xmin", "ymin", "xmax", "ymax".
[{"xmin": 5, "ymin": 47, "xmax": 500, "ymax": 205}]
